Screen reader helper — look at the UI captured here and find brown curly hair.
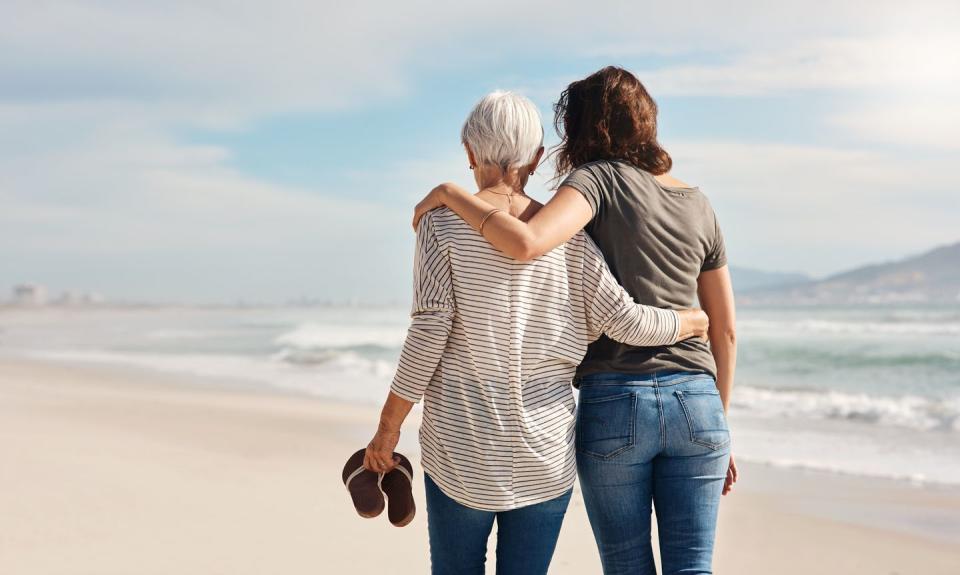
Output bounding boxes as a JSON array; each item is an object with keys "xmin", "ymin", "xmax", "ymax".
[{"xmin": 552, "ymin": 66, "xmax": 672, "ymax": 179}]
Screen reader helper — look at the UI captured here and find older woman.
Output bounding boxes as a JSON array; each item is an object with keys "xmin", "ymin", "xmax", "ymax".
[{"xmin": 364, "ymin": 91, "xmax": 708, "ymax": 575}]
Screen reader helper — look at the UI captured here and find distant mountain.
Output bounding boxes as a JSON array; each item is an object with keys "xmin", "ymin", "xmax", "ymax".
[
  {"xmin": 740, "ymin": 241, "xmax": 960, "ymax": 305},
  {"xmin": 730, "ymin": 266, "xmax": 811, "ymax": 293}
]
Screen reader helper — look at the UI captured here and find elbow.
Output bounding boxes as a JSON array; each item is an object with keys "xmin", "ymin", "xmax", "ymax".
[
  {"xmin": 712, "ymin": 326, "xmax": 736, "ymax": 347},
  {"xmin": 510, "ymin": 236, "xmax": 542, "ymax": 262},
  {"xmin": 514, "ymin": 248, "xmax": 538, "ymax": 262}
]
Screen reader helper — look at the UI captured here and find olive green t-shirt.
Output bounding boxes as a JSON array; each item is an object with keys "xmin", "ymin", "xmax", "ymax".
[{"xmin": 562, "ymin": 160, "xmax": 727, "ymax": 379}]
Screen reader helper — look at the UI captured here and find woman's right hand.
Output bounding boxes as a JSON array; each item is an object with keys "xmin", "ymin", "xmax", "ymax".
[
  {"xmin": 364, "ymin": 425, "xmax": 401, "ymax": 474},
  {"xmin": 677, "ymin": 308, "xmax": 710, "ymax": 341}
]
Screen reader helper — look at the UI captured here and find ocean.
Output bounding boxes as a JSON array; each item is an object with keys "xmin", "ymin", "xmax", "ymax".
[{"xmin": 2, "ymin": 304, "xmax": 958, "ymax": 485}]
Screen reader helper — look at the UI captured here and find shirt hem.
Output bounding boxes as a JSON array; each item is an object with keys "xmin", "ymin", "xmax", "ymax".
[{"xmin": 421, "ymin": 460, "xmax": 575, "ymax": 513}]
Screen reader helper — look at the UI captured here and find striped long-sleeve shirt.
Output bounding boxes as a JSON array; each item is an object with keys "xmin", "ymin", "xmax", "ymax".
[{"xmin": 391, "ymin": 208, "xmax": 680, "ymax": 511}]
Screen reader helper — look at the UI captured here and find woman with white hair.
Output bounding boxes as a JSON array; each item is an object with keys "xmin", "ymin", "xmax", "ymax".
[{"xmin": 362, "ymin": 91, "xmax": 708, "ymax": 575}]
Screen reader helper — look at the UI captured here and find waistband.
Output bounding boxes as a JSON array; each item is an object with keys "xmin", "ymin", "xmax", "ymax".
[{"xmin": 577, "ymin": 370, "xmax": 713, "ymax": 387}]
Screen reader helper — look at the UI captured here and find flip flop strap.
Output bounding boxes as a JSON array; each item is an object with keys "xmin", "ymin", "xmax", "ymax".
[
  {"xmin": 346, "ymin": 463, "xmax": 413, "ymax": 491},
  {"xmin": 376, "ymin": 465, "xmax": 413, "ymax": 489},
  {"xmin": 391, "ymin": 464, "xmax": 413, "ymax": 484},
  {"xmin": 344, "ymin": 466, "xmax": 367, "ymax": 491}
]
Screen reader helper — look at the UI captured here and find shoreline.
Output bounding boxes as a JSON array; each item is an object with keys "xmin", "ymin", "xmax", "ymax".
[
  {"xmin": 2, "ymin": 358, "xmax": 959, "ymax": 574},
  {"xmin": 9, "ymin": 351, "xmax": 960, "ymax": 488}
]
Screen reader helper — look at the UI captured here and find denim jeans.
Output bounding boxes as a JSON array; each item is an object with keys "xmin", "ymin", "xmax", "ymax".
[
  {"xmin": 576, "ymin": 371, "xmax": 731, "ymax": 575},
  {"xmin": 424, "ymin": 473, "xmax": 572, "ymax": 575}
]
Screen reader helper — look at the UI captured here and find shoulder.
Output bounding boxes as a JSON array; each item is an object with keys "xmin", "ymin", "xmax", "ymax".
[
  {"xmin": 564, "ymin": 230, "xmax": 604, "ymax": 262},
  {"xmin": 419, "ymin": 207, "xmax": 461, "ymax": 232},
  {"xmin": 560, "ymin": 162, "xmax": 618, "ymax": 216},
  {"xmin": 689, "ymin": 186, "xmax": 718, "ymax": 215},
  {"xmin": 418, "ymin": 208, "xmax": 477, "ymax": 248},
  {"xmin": 654, "ymin": 173, "xmax": 695, "ymax": 189},
  {"xmin": 563, "ymin": 160, "xmax": 617, "ymax": 183}
]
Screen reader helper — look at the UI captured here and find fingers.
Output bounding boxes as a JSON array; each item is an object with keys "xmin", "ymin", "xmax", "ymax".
[
  {"xmin": 413, "ymin": 187, "xmax": 447, "ymax": 231},
  {"xmin": 363, "ymin": 446, "xmax": 387, "ymax": 472},
  {"xmin": 381, "ymin": 455, "xmax": 399, "ymax": 473},
  {"xmin": 412, "ymin": 203, "xmax": 428, "ymax": 231},
  {"xmin": 413, "ymin": 192, "xmax": 435, "ymax": 231},
  {"xmin": 722, "ymin": 455, "xmax": 738, "ymax": 496},
  {"xmin": 363, "ymin": 445, "xmax": 376, "ymax": 472},
  {"xmin": 363, "ymin": 440, "xmax": 399, "ymax": 474}
]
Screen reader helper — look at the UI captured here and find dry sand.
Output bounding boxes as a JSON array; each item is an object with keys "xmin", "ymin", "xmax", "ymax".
[{"xmin": 1, "ymin": 359, "xmax": 958, "ymax": 574}]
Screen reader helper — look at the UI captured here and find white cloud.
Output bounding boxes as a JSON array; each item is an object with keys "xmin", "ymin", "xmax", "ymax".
[
  {"xmin": 831, "ymin": 102, "xmax": 960, "ymax": 151},
  {"xmin": 669, "ymin": 139, "xmax": 958, "ymax": 275},
  {"xmin": 2, "ymin": 0, "xmax": 958, "ymax": 300},
  {"xmin": 636, "ymin": 33, "xmax": 960, "ymax": 97},
  {"xmin": 6, "ymin": 1, "xmax": 952, "ymax": 115},
  {"xmin": 0, "ymin": 2, "xmax": 431, "ymax": 118},
  {"xmin": 0, "ymin": 109, "xmax": 412, "ymax": 301}
]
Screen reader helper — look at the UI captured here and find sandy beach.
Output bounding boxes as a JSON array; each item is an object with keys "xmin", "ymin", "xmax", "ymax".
[{"xmin": 1, "ymin": 358, "xmax": 958, "ymax": 575}]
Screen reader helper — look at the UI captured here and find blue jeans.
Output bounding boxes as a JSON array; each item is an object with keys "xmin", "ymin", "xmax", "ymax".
[
  {"xmin": 424, "ymin": 473, "xmax": 572, "ymax": 575},
  {"xmin": 576, "ymin": 372, "xmax": 731, "ymax": 575}
]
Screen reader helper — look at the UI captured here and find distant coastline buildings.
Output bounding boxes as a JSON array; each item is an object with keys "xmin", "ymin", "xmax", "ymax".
[
  {"xmin": 12, "ymin": 284, "xmax": 47, "ymax": 306},
  {"xmin": 6, "ymin": 284, "xmax": 104, "ymax": 307}
]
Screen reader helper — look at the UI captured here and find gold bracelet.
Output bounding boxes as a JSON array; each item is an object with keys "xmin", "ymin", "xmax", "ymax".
[{"xmin": 479, "ymin": 208, "xmax": 504, "ymax": 234}]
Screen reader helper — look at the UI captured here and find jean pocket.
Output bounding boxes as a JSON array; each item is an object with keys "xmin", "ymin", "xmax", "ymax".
[
  {"xmin": 576, "ymin": 392, "xmax": 636, "ymax": 459},
  {"xmin": 675, "ymin": 389, "xmax": 730, "ymax": 451}
]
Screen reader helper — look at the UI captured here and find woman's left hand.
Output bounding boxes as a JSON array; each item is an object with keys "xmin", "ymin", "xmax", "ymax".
[
  {"xmin": 722, "ymin": 453, "xmax": 738, "ymax": 495},
  {"xmin": 364, "ymin": 426, "xmax": 401, "ymax": 474},
  {"xmin": 413, "ymin": 182, "xmax": 466, "ymax": 230}
]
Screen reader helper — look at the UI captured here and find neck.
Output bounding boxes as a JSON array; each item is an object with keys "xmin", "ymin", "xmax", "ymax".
[
  {"xmin": 475, "ymin": 165, "xmax": 527, "ymax": 195},
  {"xmin": 479, "ymin": 181, "xmax": 525, "ymax": 195}
]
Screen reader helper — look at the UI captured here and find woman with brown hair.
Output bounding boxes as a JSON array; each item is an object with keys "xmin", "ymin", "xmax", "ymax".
[{"xmin": 412, "ymin": 66, "xmax": 737, "ymax": 575}]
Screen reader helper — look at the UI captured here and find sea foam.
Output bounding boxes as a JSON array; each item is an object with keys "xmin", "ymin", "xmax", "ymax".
[{"xmin": 733, "ymin": 385, "xmax": 960, "ymax": 432}]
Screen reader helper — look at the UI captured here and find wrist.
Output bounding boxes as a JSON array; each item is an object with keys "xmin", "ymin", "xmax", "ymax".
[
  {"xmin": 436, "ymin": 184, "xmax": 453, "ymax": 203},
  {"xmin": 377, "ymin": 420, "xmax": 401, "ymax": 434}
]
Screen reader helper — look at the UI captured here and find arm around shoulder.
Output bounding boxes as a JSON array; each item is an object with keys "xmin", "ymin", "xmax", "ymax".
[
  {"xmin": 579, "ymin": 234, "xmax": 680, "ymax": 346},
  {"xmin": 427, "ymin": 184, "xmax": 593, "ymax": 261}
]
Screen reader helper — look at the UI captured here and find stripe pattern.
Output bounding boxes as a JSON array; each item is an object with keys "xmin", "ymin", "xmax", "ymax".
[{"xmin": 391, "ymin": 208, "xmax": 679, "ymax": 511}]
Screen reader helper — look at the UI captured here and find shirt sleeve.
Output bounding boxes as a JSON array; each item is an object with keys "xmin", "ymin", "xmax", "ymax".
[
  {"xmin": 579, "ymin": 234, "xmax": 680, "ymax": 346},
  {"xmin": 559, "ymin": 163, "xmax": 605, "ymax": 218},
  {"xmin": 701, "ymin": 211, "xmax": 727, "ymax": 271},
  {"xmin": 390, "ymin": 214, "xmax": 456, "ymax": 403}
]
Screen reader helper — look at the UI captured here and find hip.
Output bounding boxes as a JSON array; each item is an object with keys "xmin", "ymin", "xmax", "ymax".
[
  {"xmin": 575, "ymin": 371, "xmax": 730, "ymax": 459},
  {"xmin": 576, "ymin": 337, "xmax": 717, "ymax": 382}
]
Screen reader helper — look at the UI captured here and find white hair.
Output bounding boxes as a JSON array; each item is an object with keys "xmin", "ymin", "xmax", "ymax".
[{"xmin": 461, "ymin": 90, "xmax": 544, "ymax": 170}]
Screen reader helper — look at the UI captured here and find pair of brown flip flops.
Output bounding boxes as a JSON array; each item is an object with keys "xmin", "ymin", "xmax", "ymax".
[{"xmin": 341, "ymin": 448, "xmax": 416, "ymax": 527}]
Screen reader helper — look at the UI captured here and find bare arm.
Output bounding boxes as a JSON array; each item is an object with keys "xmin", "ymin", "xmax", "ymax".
[
  {"xmin": 698, "ymin": 264, "xmax": 738, "ymax": 495},
  {"xmin": 415, "ymin": 184, "xmax": 593, "ymax": 261},
  {"xmin": 697, "ymin": 265, "xmax": 736, "ymax": 413}
]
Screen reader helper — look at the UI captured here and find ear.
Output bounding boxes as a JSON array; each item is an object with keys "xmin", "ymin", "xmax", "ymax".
[
  {"xmin": 464, "ymin": 143, "xmax": 478, "ymax": 170},
  {"xmin": 529, "ymin": 146, "xmax": 545, "ymax": 173}
]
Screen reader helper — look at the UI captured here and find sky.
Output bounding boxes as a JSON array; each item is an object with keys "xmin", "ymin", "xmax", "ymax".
[{"xmin": 2, "ymin": 1, "xmax": 958, "ymax": 303}]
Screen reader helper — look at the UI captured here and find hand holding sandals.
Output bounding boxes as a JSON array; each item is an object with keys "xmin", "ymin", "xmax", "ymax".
[
  {"xmin": 342, "ymin": 392, "xmax": 418, "ymax": 527},
  {"xmin": 365, "ymin": 422, "xmax": 402, "ymax": 474},
  {"xmin": 343, "ymin": 447, "xmax": 417, "ymax": 527}
]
